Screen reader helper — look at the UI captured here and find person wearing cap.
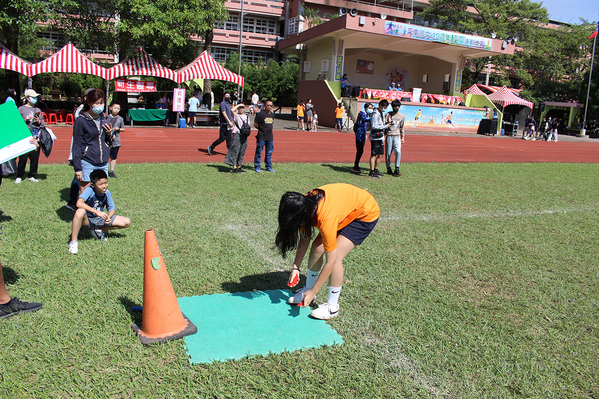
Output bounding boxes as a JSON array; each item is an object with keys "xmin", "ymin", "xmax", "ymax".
[
  {"xmin": 15, "ymin": 89, "xmax": 45, "ymax": 184},
  {"xmin": 224, "ymin": 103, "xmax": 250, "ymax": 173}
]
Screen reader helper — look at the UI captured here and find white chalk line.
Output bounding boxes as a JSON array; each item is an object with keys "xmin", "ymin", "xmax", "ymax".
[
  {"xmin": 222, "ymin": 223, "xmax": 286, "ymax": 271},
  {"xmin": 380, "ymin": 206, "xmax": 598, "ymax": 223}
]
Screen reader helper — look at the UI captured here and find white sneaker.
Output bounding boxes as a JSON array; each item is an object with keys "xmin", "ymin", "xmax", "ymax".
[
  {"xmin": 310, "ymin": 302, "xmax": 340, "ymax": 320},
  {"xmin": 28, "ymin": 177, "xmax": 39, "ymax": 182},
  {"xmin": 68, "ymin": 240, "xmax": 78, "ymax": 254},
  {"xmin": 14, "ymin": 178, "xmax": 22, "ymax": 184},
  {"xmin": 287, "ymin": 287, "xmax": 307, "ymax": 304}
]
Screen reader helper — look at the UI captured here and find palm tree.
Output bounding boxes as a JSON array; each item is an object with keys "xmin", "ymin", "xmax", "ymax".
[{"xmin": 301, "ymin": 8, "xmax": 322, "ymax": 29}]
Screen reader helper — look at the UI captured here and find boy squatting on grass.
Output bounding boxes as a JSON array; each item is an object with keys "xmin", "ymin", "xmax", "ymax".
[
  {"xmin": 68, "ymin": 170, "xmax": 131, "ymax": 254},
  {"xmin": 275, "ymin": 183, "xmax": 380, "ymax": 320}
]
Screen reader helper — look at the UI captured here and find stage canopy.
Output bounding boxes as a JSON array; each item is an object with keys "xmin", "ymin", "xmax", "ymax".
[
  {"xmin": 176, "ymin": 51, "xmax": 244, "ymax": 86},
  {"xmin": 487, "ymin": 86, "xmax": 533, "ymax": 109},
  {"xmin": 0, "ymin": 44, "xmax": 32, "ymax": 77},
  {"xmin": 31, "ymin": 43, "xmax": 108, "ymax": 79},
  {"xmin": 108, "ymin": 47, "xmax": 177, "ymax": 82}
]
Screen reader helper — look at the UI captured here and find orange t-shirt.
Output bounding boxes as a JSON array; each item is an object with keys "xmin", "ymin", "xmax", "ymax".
[
  {"xmin": 297, "ymin": 105, "xmax": 305, "ymax": 117},
  {"xmin": 335, "ymin": 107, "xmax": 343, "ymax": 118},
  {"xmin": 311, "ymin": 183, "xmax": 380, "ymax": 252}
]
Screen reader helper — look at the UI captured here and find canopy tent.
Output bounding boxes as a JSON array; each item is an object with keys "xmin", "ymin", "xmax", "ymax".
[
  {"xmin": 487, "ymin": 86, "xmax": 533, "ymax": 110},
  {"xmin": 31, "ymin": 43, "xmax": 108, "ymax": 79},
  {"xmin": 463, "ymin": 84, "xmax": 487, "ymax": 96},
  {"xmin": 175, "ymin": 51, "xmax": 244, "ymax": 86},
  {"xmin": 0, "ymin": 44, "xmax": 32, "ymax": 77},
  {"xmin": 475, "ymin": 84, "xmax": 521, "ymax": 96},
  {"xmin": 108, "ymin": 47, "xmax": 177, "ymax": 81}
]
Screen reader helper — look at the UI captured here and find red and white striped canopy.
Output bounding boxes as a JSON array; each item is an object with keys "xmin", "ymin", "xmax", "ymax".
[
  {"xmin": 0, "ymin": 44, "xmax": 32, "ymax": 77},
  {"xmin": 31, "ymin": 43, "xmax": 108, "ymax": 79},
  {"xmin": 475, "ymin": 84, "xmax": 521, "ymax": 95},
  {"xmin": 463, "ymin": 84, "xmax": 487, "ymax": 96},
  {"xmin": 487, "ymin": 86, "xmax": 533, "ymax": 109},
  {"xmin": 108, "ymin": 47, "xmax": 177, "ymax": 81},
  {"xmin": 175, "ymin": 51, "xmax": 244, "ymax": 86}
]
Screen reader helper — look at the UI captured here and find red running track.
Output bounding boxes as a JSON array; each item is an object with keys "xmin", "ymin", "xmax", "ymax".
[{"xmin": 40, "ymin": 126, "xmax": 599, "ymax": 165}]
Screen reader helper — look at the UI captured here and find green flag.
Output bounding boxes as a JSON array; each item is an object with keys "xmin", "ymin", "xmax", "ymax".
[{"xmin": 0, "ymin": 101, "xmax": 36, "ymax": 163}]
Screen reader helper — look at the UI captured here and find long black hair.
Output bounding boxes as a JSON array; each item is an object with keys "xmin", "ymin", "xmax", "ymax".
[{"xmin": 275, "ymin": 189, "xmax": 325, "ymax": 258}]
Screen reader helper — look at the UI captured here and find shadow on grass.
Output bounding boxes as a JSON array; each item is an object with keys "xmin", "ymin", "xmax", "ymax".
[
  {"xmin": 206, "ymin": 164, "xmax": 235, "ymax": 173},
  {"xmin": 1, "ymin": 266, "xmax": 19, "ymax": 285},
  {"xmin": 58, "ymin": 186, "xmax": 72, "ymax": 203},
  {"xmin": 56, "ymin": 206, "xmax": 74, "ymax": 223},
  {"xmin": 0, "ymin": 211, "xmax": 13, "ymax": 222},
  {"xmin": 119, "ymin": 296, "xmax": 142, "ymax": 323},
  {"xmin": 321, "ymin": 163, "xmax": 357, "ymax": 174},
  {"xmin": 221, "ymin": 271, "xmax": 302, "ymax": 294}
]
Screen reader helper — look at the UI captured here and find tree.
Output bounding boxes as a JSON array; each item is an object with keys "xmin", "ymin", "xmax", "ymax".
[
  {"xmin": 424, "ymin": 0, "xmax": 548, "ymax": 87},
  {"xmin": 0, "ymin": 0, "xmax": 55, "ymax": 90},
  {"xmin": 212, "ymin": 53, "xmax": 299, "ymax": 106},
  {"xmin": 302, "ymin": 8, "xmax": 322, "ymax": 29},
  {"xmin": 52, "ymin": 0, "xmax": 228, "ymax": 68},
  {"xmin": 423, "ymin": 0, "xmax": 595, "ymax": 105}
]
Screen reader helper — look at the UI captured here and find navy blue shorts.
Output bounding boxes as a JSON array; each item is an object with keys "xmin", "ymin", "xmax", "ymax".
[
  {"xmin": 339, "ymin": 218, "xmax": 379, "ymax": 246},
  {"xmin": 110, "ymin": 147, "xmax": 120, "ymax": 160}
]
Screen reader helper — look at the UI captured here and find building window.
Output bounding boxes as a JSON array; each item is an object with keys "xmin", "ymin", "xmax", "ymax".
[
  {"xmin": 216, "ymin": 16, "xmax": 277, "ymax": 35},
  {"xmin": 210, "ymin": 47, "xmax": 274, "ymax": 64},
  {"xmin": 288, "ymin": 17, "xmax": 298, "ymax": 35},
  {"xmin": 37, "ymin": 31, "xmax": 66, "ymax": 51},
  {"xmin": 215, "ymin": 16, "xmax": 239, "ymax": 31}
]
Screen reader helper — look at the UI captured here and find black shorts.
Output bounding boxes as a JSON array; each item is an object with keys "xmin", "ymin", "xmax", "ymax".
[
  {"xmin": 110, "ymin": 147, "xmax": 120, "ymax": 160},
  {"xmin": 188, "ymin": 112, "xmax": 197, "ymax": 118},
  {"xmin": 339, "ymin": 218, "xmax": 379, "ymax": 246},
  {"xmin": 370, "ymin": 140, "xmax": 384, "ymax": 156}
]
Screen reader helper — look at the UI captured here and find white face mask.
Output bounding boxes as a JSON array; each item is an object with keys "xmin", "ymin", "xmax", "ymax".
[
  {"xmin": 366, "ymin": 108, "xmax": 373, "ymax": 114},
  {"xmin": 29, "ymin": 97, "xmax": 38, "ymax": 105}
]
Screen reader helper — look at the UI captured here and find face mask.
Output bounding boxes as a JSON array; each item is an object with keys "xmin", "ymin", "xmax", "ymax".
[
  {"xmin": 92, "ymin": 105, "xmax": 104, "ymax": 114},
  {"xmin": 366, "ymin": 108, "xmax": 373, "ymax": 114},
  {"xmin": 29, "ymin": 97, "xmax": 38, "ymax": 105}
]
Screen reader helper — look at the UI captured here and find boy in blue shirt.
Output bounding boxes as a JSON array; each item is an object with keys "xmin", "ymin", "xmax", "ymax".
[{"xmin": 68, "ymin": 170, "xmax": 131, "ymax": 254}]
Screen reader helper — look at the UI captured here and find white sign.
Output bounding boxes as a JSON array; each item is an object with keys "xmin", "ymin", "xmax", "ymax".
[{"xmin": 172, "ymin": 89, "xmax": 186, "ymax": 113}]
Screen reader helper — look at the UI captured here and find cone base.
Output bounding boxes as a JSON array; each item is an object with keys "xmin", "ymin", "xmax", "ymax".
[{"xmin": 132, "ymin": 312, "xmax": 198, "ymax": 346}]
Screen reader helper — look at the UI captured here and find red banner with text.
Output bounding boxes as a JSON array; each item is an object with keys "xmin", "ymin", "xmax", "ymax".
[{"xmin": 114, "ymin": 79, "xmax": 157, "ymax": 93}]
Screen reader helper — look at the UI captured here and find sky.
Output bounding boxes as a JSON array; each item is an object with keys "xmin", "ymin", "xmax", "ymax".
[{"xmin": 539, "ymin": 0, "xmax": 598, "ymax": 24}]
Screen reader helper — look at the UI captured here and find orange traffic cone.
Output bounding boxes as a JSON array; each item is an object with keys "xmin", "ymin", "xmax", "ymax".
[{"xmin": 132, "ymin": 229, "xmax": 197, "ymax": 345}]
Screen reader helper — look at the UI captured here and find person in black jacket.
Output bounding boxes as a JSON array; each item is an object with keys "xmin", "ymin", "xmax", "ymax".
[{"xmin": 71, "ymin": 89, "xmax": 112, "ymax": 194}]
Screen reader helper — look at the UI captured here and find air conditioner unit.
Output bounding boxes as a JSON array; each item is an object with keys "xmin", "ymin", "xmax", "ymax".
[
  {"xmin": 339, "ymin": 7, "xmax": 347, "ymax": 16},
  {"xmin": 349, "ymin": 8, "xmax": 358, "ymax": 17}
]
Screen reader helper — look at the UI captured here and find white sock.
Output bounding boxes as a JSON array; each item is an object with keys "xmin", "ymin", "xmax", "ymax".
[
  {"xmin": 305, "ymin": 270, "xmax": 320, "ymax": 290},
  {"xmin": 327, "ymin": 286, "xmax": 342, "ymax": 306}
]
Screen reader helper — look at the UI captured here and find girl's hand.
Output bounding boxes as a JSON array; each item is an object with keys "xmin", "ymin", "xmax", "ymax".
[
  {"xmin": 75, "ymin": 172, "xmax": 83, "ymax": 182},
  {"xmin": 299, "ymin": 289, "xmax": 315, "ymax": 308},
  {"xmin": 287, "ymin": 269, "xmax": 300, "ymax": 287}
]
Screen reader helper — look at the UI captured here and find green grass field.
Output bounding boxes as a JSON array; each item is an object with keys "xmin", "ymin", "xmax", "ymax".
[{"xmin": 1, "ymin": 162, "xmax": 598, "ymax": 398}]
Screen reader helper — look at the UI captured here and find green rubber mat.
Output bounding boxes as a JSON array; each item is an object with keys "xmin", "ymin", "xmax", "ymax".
[{"xmin": 179, "ymin": 290, "xmax": 343, "ymax": 364}]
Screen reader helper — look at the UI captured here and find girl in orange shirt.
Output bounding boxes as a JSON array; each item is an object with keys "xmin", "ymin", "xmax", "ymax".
[{"xmin": 275, "ymin": 183, "xmax": 380, "ymax": 319}]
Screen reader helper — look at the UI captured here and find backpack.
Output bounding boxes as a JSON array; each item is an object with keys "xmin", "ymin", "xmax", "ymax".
[
  {"xmin": 353, "ymin": 113, "xmax": 362, "ymax": 133},
  {"xmin": 236, "ymin": 116, "xmax": 251, "ymax": 137}
]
